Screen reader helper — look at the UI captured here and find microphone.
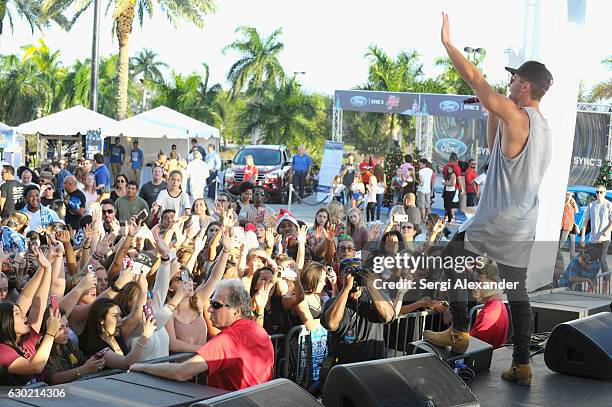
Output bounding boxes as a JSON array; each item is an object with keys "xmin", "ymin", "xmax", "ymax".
[{"xmin": 463, "ymin": 97, "xmax": 480, "ymax": 104}]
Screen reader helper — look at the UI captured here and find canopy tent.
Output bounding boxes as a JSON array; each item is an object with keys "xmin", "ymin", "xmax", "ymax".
[
  {"xmin": 16, "ymin": 105, "xmax": 117, "ymax": 135},
  {"xmin": 102, "ymin": 105, "xmax": 220, "ymax": 166},
  {"xmin": 0, "ymin": 121, "xmax": 10, "ymax": 131}
]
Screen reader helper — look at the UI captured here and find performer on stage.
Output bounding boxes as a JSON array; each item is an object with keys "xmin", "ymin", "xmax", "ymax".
[{"xmin": 423, "ymin": 13, "xmax": 553, "ymax": 386}]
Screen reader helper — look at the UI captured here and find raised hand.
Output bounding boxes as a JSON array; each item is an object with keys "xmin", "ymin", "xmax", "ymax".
[
  {"xmin": 142, "ymin": 315, "xmax": 156, "ymax": 338},
  {"xmin": 152, "ymin": 230, "xmax": 171, "ymax": 256},
  {"xmin": 221, "ymin": 228, "xmax": 232, "ymax": 252},
  {"xmin": 441, "ymin": 12, "xmax": 451, "ymax": 45},
  {"xmin": 128, "ymin": 216, "xmax": 141, "ymax": 237},
  {"xmin": 432, "ymin": 218, "xmax": 446, "ymax": 236},
  {"xmin": 77, "ymin": 271, "xmax": 97, "ymax": 292},
  {"xmin": 55, "ymin": 229, "xmax": 71, "ymax": 244},
  {"xmin": 94, "ymin": 233, "xmax": 116, "ymax": 258},
  {"xmin": 324, "ymin": 223, "xmax": 337, "ymax": 241},
  {"xmin": 252, "ymin": 280, "xmax": 275, "ymax": 312},
  {"xmin": 369, "ymin": 223, "xmax": 381, "ymax": 240},
  {"xmin": 297, "ymin": 224, "xmax": 308, "ymax": 246},
  {"xmin": 46, "ymin": 308, "xmax": 62, "ymax": 337},
  {"xmin": 264, "ymin": 228, "xmax": 275, "ymax": 248},
  {"xmin": 33, "ymin": 246, "xmax": 52, "ymax": 269}
]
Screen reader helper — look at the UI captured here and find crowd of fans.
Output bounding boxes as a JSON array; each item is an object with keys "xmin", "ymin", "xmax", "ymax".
[{"xmin": 0, "ymin": 143, "xmax": 521, "ymax": 396}]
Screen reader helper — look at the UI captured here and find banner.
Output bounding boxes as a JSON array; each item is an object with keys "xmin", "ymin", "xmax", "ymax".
[
  {"xmin": 85, "ymin": 129, "xmax": 102, "ymax": 159},
  {"xmin": 567, "ymin": 112, "xmax": 610, "ymax": 186},
  {"xmin": 334, "ymin": 90, "xmax": 487, "ymax": 120},
  {"xmin": 316, "ymin": 140, "xmax": 344, "ymax": 202}
]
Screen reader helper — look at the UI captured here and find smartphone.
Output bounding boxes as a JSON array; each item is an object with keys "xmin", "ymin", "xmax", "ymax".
[
  {"xmin": 280, "ymin": 268, "xmax": 297, "ymax": 279},
  {"xmin": 137, "ymin": 208, "xmax": 148, "ymax": 222},
  {"xmin": 180, "ymin": 268, "xmax": 190, "ymax": 284},
  {"xmin": 143, "ymin": 304, "xmax": 154, "ymax": 319},
  {"xmin": 393, "ymin": 214, "xmax": 409, "ymax": 223},
  {"xmin": 87, "ymin": 264, "xmax": 95, "ymax": 274},
  {"xmin": 442, "ymin": 300, "xmax": 450, "ymax": 308},
  {"xmin": 124, "ymin": 257, "xmax": 137, "ymax": 274},
  {"xmin": 94, "ymin": 349, "xmax": 108, "ymax": 360},
  {"xmin": 50, "ymin": 295, "xmax": 59, "ymax": 313}
]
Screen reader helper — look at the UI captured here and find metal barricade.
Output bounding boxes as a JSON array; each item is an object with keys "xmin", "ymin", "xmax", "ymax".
[
  {"xmin": 269, "ymin": 334, "xmax": 286, "ymax": 378},
  {"xmin": 573, "ymin": 271, "xmax": 612, "ymax": 295},
  {"xmin": 384, "ymin": 310, "xmax": 443, "ymax": 357},
  {"xmin": 281, "ymin": 325, "xmax": 310, "ymax": 379},
  {"xmin": 142, "ymin": 352, "xmax": 196, "ymax": 365}
]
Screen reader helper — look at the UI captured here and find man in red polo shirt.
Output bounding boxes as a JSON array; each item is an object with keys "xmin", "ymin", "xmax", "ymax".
[
  {"xmin": 130, "ymin": 279, "xmax": 274, "ymax": 391},
  {"xmin": 464, "ymin": 158, "xmax": 478, "ymax": 214}
]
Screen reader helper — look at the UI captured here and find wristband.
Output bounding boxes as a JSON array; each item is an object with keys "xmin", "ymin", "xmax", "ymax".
[
  {"xmin": 83, "ymin": 246, "xmax": 91, "ymax": 250},
  {"xmin": 45, "ymin": 332, "xmax": 56, "ymax": 338},
  {"xmin": 110, "ymin": 283, "xmax": 121, "ymax": 293},
  {"xmin": 76, "ymin": 367, "xmax": 81, "ymax": 378},
  {"xmin": 253, "ymin": 310, "xmax": 263, "ymax": 317},
  {"xmin": 222, "ymin": 248, "xmax": 231, "ymax": 254},
  {"xmin": 160, "ymin": 256, "xmax": 170, "ymax": 262},
  {"xmin": 92, "ymin": 252, "xmax": 104, "ymax": 261}
]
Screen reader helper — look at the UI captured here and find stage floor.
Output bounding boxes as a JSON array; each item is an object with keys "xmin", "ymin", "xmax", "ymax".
[{"xmin": 469, "ymin": 347, "xmax": 611, "ymax": 406}]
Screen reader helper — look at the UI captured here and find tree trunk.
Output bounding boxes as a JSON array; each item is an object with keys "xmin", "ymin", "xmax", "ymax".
[
  {"xmin": 115, "ymin": 2, "xmax": 136, "ymax": 119},
  {"xmin": 141, "ymin": 85, "xmax": 147, "ymax": 112},
  {"xmin": 0, "ymin": 0, "xmax": 7, "ymax": 36}
]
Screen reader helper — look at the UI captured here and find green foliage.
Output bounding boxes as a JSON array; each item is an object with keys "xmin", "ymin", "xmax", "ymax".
[
  {"xmin": 383, "ymin": 144, "xmax": 404, "ymax": 206},
  {"xmin": 595, "ymin": 160, "xmax": 612, "ymax": 189}
]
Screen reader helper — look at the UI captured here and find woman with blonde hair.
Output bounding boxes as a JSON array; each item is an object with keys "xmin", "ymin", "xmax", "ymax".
[
  {"xmin": 326, "ymin": 200, "xmax": 345, "ymax": 236},
  {"xmin": 346, "ymin": 207, "xmax": 368, "ymax": 251},
  {"xmin": 243, "ymin": 155, "xmax": 258, "ymax": 183}
]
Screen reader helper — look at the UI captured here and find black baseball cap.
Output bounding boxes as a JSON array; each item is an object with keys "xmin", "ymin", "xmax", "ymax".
[{"xmin": 505, "ymin": 61, "xmax": 553, "ymax": 90}]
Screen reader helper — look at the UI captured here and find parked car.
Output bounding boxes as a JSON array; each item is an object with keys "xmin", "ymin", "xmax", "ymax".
[
  {"xmin": 564, "ymin": 185, "xmax": 612, "ymax": 247},
  {"xmin": 223, "ymin": 145, "xmax": 292, "ymax": 203}
]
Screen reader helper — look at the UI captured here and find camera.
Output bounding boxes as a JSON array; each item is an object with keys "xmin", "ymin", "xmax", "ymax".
[{"xmin": 339, "ymin": 257, "xmax": 366, "ymax": 288}]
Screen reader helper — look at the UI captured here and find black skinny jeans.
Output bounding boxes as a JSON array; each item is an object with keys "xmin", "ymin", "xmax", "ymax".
[
  {"xmin": 442, "ymin": 232, "xmax": 532, "ymax": 364},
  {"xmin": 366, "ymin": 202, "xmax": 376, "ymax": 222}
]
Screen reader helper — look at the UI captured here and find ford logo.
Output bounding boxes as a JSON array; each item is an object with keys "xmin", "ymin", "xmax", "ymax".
[
  {"xmin": 439, "ymin": 100, "xmax": 460, "ymax": 112},
  {"xmin": 350, "ymin": 96, "xmax": 368, "ymax": 106},
  {"xmin": 435, "ymin": 138, "xmax": 467, "ymax": 156}
]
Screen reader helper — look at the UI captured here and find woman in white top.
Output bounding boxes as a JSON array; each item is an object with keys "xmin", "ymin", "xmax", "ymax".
[
  {"xmin": 153, "ymin": 170, "xmax": 191, "ymax": 220},
  {"xmin": 366, "ymin": 174, "xmax": 378, "ymax": 222},
  {"xmin": 350, "ymin": 175, "xmax": 366, "ymax": 209},
  {"xmin": 82, "ymin": 173, "xmax": 99, "ymax": 212},
  {"xmin": 373, "ymin": 164, "xmax": 386, "ymax": 221}
]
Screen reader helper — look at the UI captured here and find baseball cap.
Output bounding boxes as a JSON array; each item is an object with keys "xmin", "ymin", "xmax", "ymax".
[{"xmin": 505, "ymin": 61, "xmax": 553, "ymax": 90}]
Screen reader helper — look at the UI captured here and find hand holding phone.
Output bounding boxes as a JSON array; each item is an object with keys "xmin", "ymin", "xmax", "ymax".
[
  {"xmin": 137, "ymin": 208, "xmax": 149, "ymax": 223},
  {"xmin": 143, "ymin": 304, "xmax": 154, "ymax": 319},
  {"xmin": 50, "ymin": 295, "xmax": 59, "ymax": 313}
]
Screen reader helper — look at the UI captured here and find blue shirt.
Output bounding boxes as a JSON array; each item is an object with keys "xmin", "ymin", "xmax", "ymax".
[
  {"xmin": 558, "ymin": 256, "xmax": 601, "ymax": 287},
  {"xmin": 292, "ymin": 153, "xmax": 312, "ymax": 172},
  {"xmin": 94, "ymin": 164, "xmax": 111, "ymax": 190},
  {"xmin": 130, "ymin": 148, "xmax": 144, "ymax": 169},
  {"xmin": 0, "ymin": 226, "xmax": 26, "ymax": 253},
  {"xmin": 206, "ymin": 151, "xmax": 222, "ymax": 172},
  {"xmin": 56, "ymin": 169, "xmax": 71, "ymax": 198},
  {"xmin": 109, "ymin": 144, "xmax": 126, "ymax": 163}
]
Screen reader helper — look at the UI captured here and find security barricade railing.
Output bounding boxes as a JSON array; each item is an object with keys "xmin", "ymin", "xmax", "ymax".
[
  {"xmin": 142, "ymin": 352, "xmax": 196, "ymax": 365},
  {"xmin": 384, "ymin": 310, "xmax": 445, "ymax": 357},
  {"xmin": 572, "ymin": 271, "xmax": 612, "ymax": 296},
  {"xmin": 270, "ymin": 334, "xmax": 286, "ymax": 379}
]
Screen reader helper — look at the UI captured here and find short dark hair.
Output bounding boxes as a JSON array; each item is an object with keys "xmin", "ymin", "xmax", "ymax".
[
  {"xmin": 24, "ymin": 184, "xmax": 40, "ymax": 197},
  {"xmin": 161, "ymin": 209, "xmax": 176, "ymax": 218},
  {"xmin": 191, "ymin": 138, "xmax": 198, "ymax": 144},
  {"xmin": 94, "ymin": 154, "xmax": 104, "ymax": 164},
  {"xmin": 127, "ymin": 180, "xmax": 139, "ymax": 188},
  {"xmin": 449, "ymin": 152, "xmax": 458, "ymax": 161},
  {"xmin": 208, "ymin": 144, "xmax": 215, "ymax": 149},
  {"xmin": 51, "ymin": 161, "xmax": 61, "ymax": 169},
  {"xmin": 100, "ymin": 199, "xmax": 115, "ymax": 207},
  {"xmin": 240, "ymin": 182, "xmax": 255, "ymax": 193},
  {"xmin": 2, "ymin": 165, "xmax": 14, "ymax": 175},
  {"xmin": 404, "ymin": 154, "xmax": 412, "ymax": 162},
  {"xmin": 133, "ymin": 141, "xmax": 138, "ymax": 145}
]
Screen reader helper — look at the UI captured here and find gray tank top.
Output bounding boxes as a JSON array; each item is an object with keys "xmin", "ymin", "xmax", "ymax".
[{"xmin": 459, "ymin": 107, "xmax": 551, "ymax": 268}]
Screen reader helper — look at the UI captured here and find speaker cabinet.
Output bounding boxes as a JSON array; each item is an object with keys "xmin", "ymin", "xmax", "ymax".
[
  {"xmin": 545, "ymin": 312, "xmax": 612, "ymax": 380},
  {"xmin": 191, "ymin": 379, "xmax": 321, "ymax": 407},
  {"xmin": 322, "ymin": 354, "xmax": 479, "ymax": 407}
]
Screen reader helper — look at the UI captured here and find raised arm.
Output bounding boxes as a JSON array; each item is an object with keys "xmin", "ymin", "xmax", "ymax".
[
  {"xmin": 195, "ymin": 228, "xmax": 231, "ymax": 304},
  {"xmin": 119, "ymin": 272, "xmax": 148, "ymax": 338},
  {"xmin": 440, "ymin": 13, "xmax": 527, "ymax": 141},
  {"xmin": 56, "ymin": 230, "xmax": 78, "ymax": 276},
  {"xmin": 26, "ymin": 247, "xmax": 54, "ymax": 333},
  {"xmin": 365, "ymin": 272, "xmax": 395, "ymax": 324},
  {"xmin": 104, "ymin": 316, "xmax": 156, "ymax": 369}
]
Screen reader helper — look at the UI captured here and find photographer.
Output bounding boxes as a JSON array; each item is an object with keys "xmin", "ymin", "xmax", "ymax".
[{"xmin": 320, "ymin": 257, "xmax": 395, "ymax": 369}]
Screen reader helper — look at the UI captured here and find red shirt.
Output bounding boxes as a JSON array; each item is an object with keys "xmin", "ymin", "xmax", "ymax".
[
  {"xmin": 197, "ymin": 318, "xmax": 274, "ymax": 391},
  {"xmin": 0, "ymin": 328, "xmax": 41, "ymax": 384},
  {"xmin": 359, "ymin": 161, "xmax": 373, "ymax": 184},
  {"xmin": 243, "ymin": 165, "xmax": 258, "ymax": 183},
  {"xmin": 469, "ymin": 299, "xmax": 509, "ymax": 349},
  {"xmin": 464, "ymin": 167, "xmax": 478, "ymax": 193}
]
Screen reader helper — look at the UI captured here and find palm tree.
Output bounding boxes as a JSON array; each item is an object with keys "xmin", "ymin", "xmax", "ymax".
[
  {"xmin": 224, "ymin": 26, "xmax": 285, "ymax": 99},
  {"xmin": 589, "ymin": 56, "xmax": 612, "ymax": 102},
  {"xmin": 0, "ymin": 0, "xmax": 68, "ymax": 36},
  {"xmin": 21, "ymin": 38, "xmax": 66, "ymax": 112},
  {"xmin": 46, "ymin": 0, "xmax": 215, "ymax": 119},
  {"xmin": 130, "ymin": 48, "xmax": 168, "ymax": 111},
  {"xmin": 364, "ymin": 46, "xmax": 426, "ymax": 147},
  {"xmin": 240, "ymin": 77, "xmax": 320, "ymax": 150}
]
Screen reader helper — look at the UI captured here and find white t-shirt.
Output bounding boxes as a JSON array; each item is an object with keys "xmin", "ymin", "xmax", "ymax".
[
  {"xmin": 155, "ymin": 189, "xmax": 191, "ymax": 216},
  {"xmin": 475, "ymin": 173, "xmax": 487, "ymax": 189},
  {"xmin": 585, "ymin": 199, "xmax": 612, "ymax": 242},
  {"xmin": 417, "ymin": 167, "xmax": 434, "ymax": 193}
]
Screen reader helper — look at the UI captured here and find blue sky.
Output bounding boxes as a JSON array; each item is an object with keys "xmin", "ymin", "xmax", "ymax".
[{"xmin": 1, "ymin": 0, "xmax": 610, "ymax": 96}]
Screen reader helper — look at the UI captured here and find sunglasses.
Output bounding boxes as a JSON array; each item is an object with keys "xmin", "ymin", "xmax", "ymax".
[
  {"xmin": 217, "ymin": 199, "xmax": 229, "ymax": 203},
  {"xmin": 401, "ymin": 225, "xmax": 414, "ymax": 230},
  {"xmin": 254, "ymin": 192, "xmax": 265, "ymax": 197},
  {"xmin": 210, "ymin": 301, "xmax": 231, "ymax": 310},
  {"xmin": 102, "ymin": 209, "xmax": 114, "ymax": 214},
  {"xmin": 117, "ymin": 179, "xmax": 126, "ymax": 183},
  {"xmin": 338, "ymin": 245, "xmax": 355, "ymax": 252}
]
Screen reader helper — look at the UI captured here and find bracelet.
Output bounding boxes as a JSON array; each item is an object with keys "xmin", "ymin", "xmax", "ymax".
[
  {"xmin": 92, "ymin": 252, "xmax": 104, "ymax": 261},
  {"xmin": 167, "ymin": 303, "xmax": 177, "ymax": 312},
  {"xmin": 110, "ymin": 283, "xmax": 121, "ymax": 293},
  {"xmin": 83, "ymin": 246, "xmax": 91, "ymax": 250},
  {"xmin": 135, "ymin": 341, "xmax": 147, "ymax": 349},
  {"xmin": 45, "ymin": 332, "xmax": 56, "ymax": 338},
  {"xmin": 222, "ymin": 248, "xmax": 231, "ymax": 253},
  {"xmin": 160, "ymin": 256, "xmax": 170, "ymax": 262},
  {"xmin": 253, "ymin": 310, "xmax": 263, "ymax": 317},
  {"xmin": 128, "ymin": 234, "xmax": 136, "ymax": 237}
]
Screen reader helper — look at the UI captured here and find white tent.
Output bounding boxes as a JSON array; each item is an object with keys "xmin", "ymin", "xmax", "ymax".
[
  {"xmin": 16, "ymin": 105, "xmax": 117, "ymax": 135},
  {"xmin": 102, "ymin": 105, "xmax": 220, "ymax": 165},
  {"xmin": 0, "ymin": 121, "xmax": 10, "ymax": 131}
]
